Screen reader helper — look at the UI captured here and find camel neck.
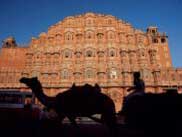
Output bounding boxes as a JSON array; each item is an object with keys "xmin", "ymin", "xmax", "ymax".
[{"xmin": 31, "ymin": 82, "xmax": 53, "ymax": 106}]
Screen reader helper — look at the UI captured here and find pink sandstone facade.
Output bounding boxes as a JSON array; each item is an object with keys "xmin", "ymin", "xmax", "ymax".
[{"xmin": 0, "ymin": 13, "xmax": 182, "ymax": 111}]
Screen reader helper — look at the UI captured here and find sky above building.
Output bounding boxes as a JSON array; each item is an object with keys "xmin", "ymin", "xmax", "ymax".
[{"xmin": 0, "ymin": 0, "xmax": 181, "ymax": 67}]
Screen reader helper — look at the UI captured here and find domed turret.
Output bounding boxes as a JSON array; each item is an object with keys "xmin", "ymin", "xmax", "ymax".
[{"xmin": 2, "ymin": 37, "xmax": 17, "ymax": 48}]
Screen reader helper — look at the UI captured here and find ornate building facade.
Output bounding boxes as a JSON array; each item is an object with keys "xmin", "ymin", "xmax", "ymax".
[{"xmin": 0, "ymin": 13, "xmax": 182, "ymax": 111}]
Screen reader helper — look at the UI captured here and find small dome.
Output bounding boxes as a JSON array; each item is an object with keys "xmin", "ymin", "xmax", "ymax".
[{"xmin": 2, "ymin": 37, "xmax": 17, "ymax": 48}]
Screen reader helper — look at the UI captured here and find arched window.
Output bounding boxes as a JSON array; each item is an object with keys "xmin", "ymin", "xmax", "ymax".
[
  {"xmin": 153, "ymin": 38, "xmax": 158, "ymax": 43},
  {"xmin": 97, "ymin": 33, "xmax": 104, "ymax": 39},
  {"xmin": 98, "ymin": 51, "xmax": 104, "ymax": 57},
  {"xmin": 87, "ymin": 19, "xmax": 91, "ymax": 25},
  {"xmin": 86, "ymin": 31, "xmax": 94, "ymax": 40},
  {"xmin": 85, "ymin": 69, "xmax": 94, "ymax": 78},
  {"xmin": 152, "ymin": 30, "xmax": 156, "ymax": 34},
  {"xmin": 26, "ymin": 54, "xmax": 33, "ymax": 60},
  {"xmin": 88, "ymin": 33, "xmax": 92, "ymax": 39},
  {"xmin": 108, "ymin": 19, "xmax": 112, "ymax": 24},
  {"xmin": 65, "ymin": 32, "xmax": 73, "ymax": 41},
  {"xmin": 86, "ymin": 18, "xmax": 94, "ymax": 26},
  {"xmin": 142, "ymin": 51, "xmax": 145, "ymax": 56},
  {"xmin": 55, "ymin": 34, "xmax": 62, "ymax": 44},
  {"xmin": 64, "ymin": 50, "xmax": 72, "ymax": 58},
  {"xmin": 109, "ymin": 33, "xmax": 114, "ymax": 39},
  {"xmin": 74, "ymin": 73, "xmax": 81, "ymax": 79},
  {"xmin": 98, "ymin": 72, "xmax": 105, "ymax": 79},
  {"xmin": 109, "ymin": 50, "xmax": 115, "ymax": 57},
  {"xmin": 108, "ymin": 69, "xmax": 117, "ymax": 79},
  {"xmin": 76, "ymin": 34, "xmax": 82, "ymax": 41},
  {"xmin": 86, "ymin": 50, "xmax": 93, "ymax": 57},
  {"xmin": 75, "ymin": 52, "xmax": 81, "ymax": 58},
  {"xmin": 161, "ymin": 38, "xmax": 166, "ymax": 43},
  {"xmin": 107, "ymin": 31, "xmax": 115, "ymax": 40},
  {"xmin": 32, "ymin": 71, "xmax": 39, "ymax": 77},
  {"xmin": 62, "ymin": 70, "xmax": 69, "ymax": 79}
]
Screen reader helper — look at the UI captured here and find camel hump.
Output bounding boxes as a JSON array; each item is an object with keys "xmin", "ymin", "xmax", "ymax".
[
  {"xmin": 68, "ymin": 83, "xmax": 101, "ymax": 95},
  {"xmin": 82, "ymin": 83, "xmax": 101, "ymax": 95}
]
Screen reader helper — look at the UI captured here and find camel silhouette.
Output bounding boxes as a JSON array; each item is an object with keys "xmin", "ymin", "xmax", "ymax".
[{"xmin": 19, "ymin": 77, "xmax": 116, "ymax": 129}]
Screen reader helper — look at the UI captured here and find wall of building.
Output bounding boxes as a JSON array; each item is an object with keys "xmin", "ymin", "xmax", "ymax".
[{"xmin": 0, "ymin": 13, "xmax": 181, "ymax": 112}]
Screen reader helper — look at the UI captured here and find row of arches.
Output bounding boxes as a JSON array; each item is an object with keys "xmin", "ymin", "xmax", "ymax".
[
  {"xmin": 43, "ymin": 31, "xmax": 146, "ymax": 44},
  {"xmin": 42, "ymin": 68, "xmax": 130, "ymax": 80},
  {"xmin": 61, "ymin": 30, "xmax": 117, "ymax": 41},
  {"xmin": 26, "ymin": 48, "xmax": 121, "ymax": 60},
  {"xmin": 152, "ymin": 37, "xmax": 167, "ymax": 44},
  {"xmin": 28, "ymin": 47, "xmax": 155, "ymax": 59}
]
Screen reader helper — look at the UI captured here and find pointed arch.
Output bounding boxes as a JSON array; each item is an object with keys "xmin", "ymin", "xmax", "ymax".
[
  {"xmin": 85, "ymin": 30, "xmax": 95, "ymax": 40},
  {"xmin": 61, "ymin": 69, "xmax": 69, "ymax": 79},
  {"xmin": 107, "ymin": 30, "xmax": 115, "ymax": 40},
  {"xmin": 64, "ymin": 31, "xmax": 74, "ymax": 41},
  {"xmin": 85, "ymin": 47, "xmax": 96, "ymax": 57}
]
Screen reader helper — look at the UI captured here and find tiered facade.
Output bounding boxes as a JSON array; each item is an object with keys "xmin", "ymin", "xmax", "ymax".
[{"xmin": 0, "ymin": 13, "xmax": 182, "ymax": 111}]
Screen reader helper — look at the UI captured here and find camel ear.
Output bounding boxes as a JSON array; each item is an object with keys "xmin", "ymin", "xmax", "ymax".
[{"xmin": 72, "ymin": 83, "xmax": 76, "ymax": 88}]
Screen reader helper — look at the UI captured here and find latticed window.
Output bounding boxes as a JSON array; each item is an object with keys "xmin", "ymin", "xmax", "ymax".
[
  {"xmin": 88, "ymin": 33, "xmax": 92, "ymax": 39},
  {"xmin": 85, "ymin": 69, "xmax": 94, "ymax": 78},
  {"xmin": 75, "ymin": 52, "xmax": 81, "ymax": 58},
  {"xmin": 76, "ymin": 34, "xmax": 82, "ymax": 40},
  {"xmin": 64, "ymin": 51, "xmax": 72, "ymax": 58},
  {"xmin": 108, "ymin": 69, "xmax": 117, "ymax": 79},
  {"xmin": 110, "ymin": 33, "xmax": 114, "ymax": 39},
  {"xmin": 62, "ymin": 70, "xmax": 69, "ymax": 79},
  {"xmin": 43, "ymin": 73, "xmax": 48, "ymax": 79},
  {"xmin": 86, "ymin": 50, "xmax": 93, "ymax": 57},
  {"xmin": 98, "ymin": 52, "xmax": 104, "ymax": 57},
  {"xmin": 32, "ymin": 71, "xmax": 39, "ymax": 77},
  {"xmin": 56, "ymin": 34, "xmax": 61, "ymax": 40},
  {"xmin": 109, "ymin": 50, "xmax": 115, "ymax": 57},
  {"xmin": 86, "ymin": 32, "xmax": 93, "ymax": 39},
  {"xmin": 107, "ymin": 31, "xmax": 115, "ymax": 40},
  {"xmin": 74, "ymin": 73, "xmax": 81, "ymax": 79},
  {"xmin": 27, "ymin": 54, "xmax": 33, "ymax": 59},
  {"xmin": 97, "ymin": 33, "xmax": 104, "ymax": 39},
  {"xmin": 98, "ymin": 72, "xmax": 105, "ymax": 79},
  {"xmin": 153, "ymin": 38, "xmax": 158, "ymax": 43},
  {"xmin": 52, "ymin": 73, "xmax": 57, "ymax": 79},
  {"xmin": 65, "ymin": 33, "xmax": 73, "ymax": 41},
  {"xmin": 86, "ymin": 31, "xmax": 94, "ymax": 40},
  {"xmin": 161, "ymin": 38, "xmax": 166, "ymax": 43}
]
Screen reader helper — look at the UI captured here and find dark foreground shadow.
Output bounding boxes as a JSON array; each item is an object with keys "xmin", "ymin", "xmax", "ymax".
[
  {"xmin": 121, "ymin": 89, "xmax": 182, "ymax": 137},
  {"xmin": 0, "ymin": 117, "xmax": 145, "ymax": 137}
]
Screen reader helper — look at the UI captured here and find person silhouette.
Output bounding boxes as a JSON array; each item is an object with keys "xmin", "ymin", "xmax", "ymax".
[
  {"xmin": 118, "ymin": 72, "xmax": 145, "ymax": 115},
  {"xmin": 123, "ymin": 72, "xmax": 145, "ymax": 107}
]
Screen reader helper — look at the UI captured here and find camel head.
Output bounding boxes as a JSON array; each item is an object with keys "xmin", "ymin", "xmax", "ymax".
[{"xmin": 20, "ymin": 77, "xmax": 39, "ymax": 88}]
